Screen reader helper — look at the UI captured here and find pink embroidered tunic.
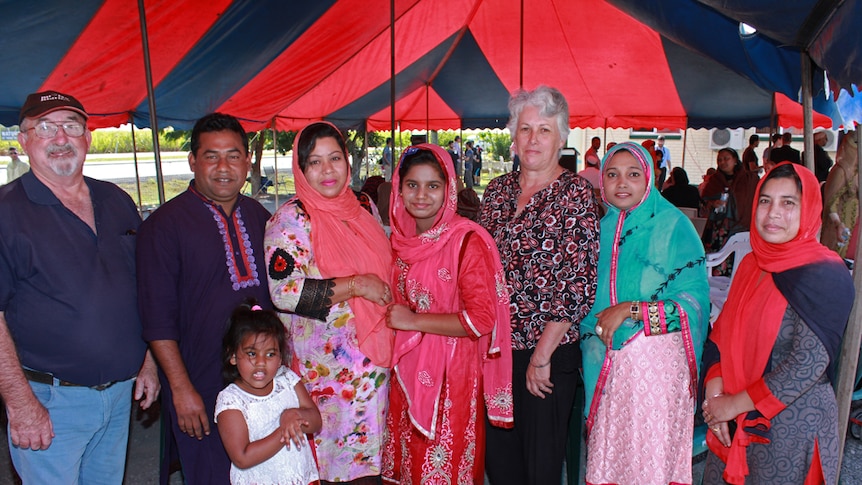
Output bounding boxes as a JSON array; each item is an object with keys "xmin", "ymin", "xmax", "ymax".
[{"xmin": 381, "ymin": 144, "xmax": 513, "ymax": 484}]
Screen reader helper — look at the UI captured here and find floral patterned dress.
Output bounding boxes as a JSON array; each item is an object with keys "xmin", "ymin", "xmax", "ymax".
[{"xmin": 265, "ymin": 200, "xmax": 390, "ymax": 482}]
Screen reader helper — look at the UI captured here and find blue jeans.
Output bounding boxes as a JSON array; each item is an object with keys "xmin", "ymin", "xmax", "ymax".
[
  {"xmin": 464, "ymin": 162, "xmax": 474, "ymax": 189},
  {"xmin": 8, "ymin": 378, "xmax": 134, "ymax": 485}
]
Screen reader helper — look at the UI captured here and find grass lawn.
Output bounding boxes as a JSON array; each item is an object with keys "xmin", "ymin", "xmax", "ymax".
[{"xmin": 116, "ymin": 175, "xmax": 298, "ymax": 208}]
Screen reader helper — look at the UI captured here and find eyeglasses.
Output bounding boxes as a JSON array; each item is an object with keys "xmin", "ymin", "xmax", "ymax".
[{"xmin": 24, "ymin": 120, "xmax": 86, "ymax": 139}]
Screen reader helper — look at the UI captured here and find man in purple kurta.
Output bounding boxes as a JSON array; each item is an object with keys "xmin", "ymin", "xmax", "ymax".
[{"xmin": 137, "ymin": 113, "xmax": 271, "ymax": 484}]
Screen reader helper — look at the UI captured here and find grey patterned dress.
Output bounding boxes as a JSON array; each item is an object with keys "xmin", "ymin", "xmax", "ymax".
[{"xmin": 703, "ymin": 305, "xmax": 840, "ymax": 484}]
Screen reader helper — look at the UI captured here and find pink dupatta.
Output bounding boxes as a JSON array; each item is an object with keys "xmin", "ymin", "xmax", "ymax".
[
  {"xmin": 389, "ymin": 143, "xmax": 513, "ymax": 438},
  {"xmin": 292, "ymin": 122, "xmax": 394, "ymax": 367}
]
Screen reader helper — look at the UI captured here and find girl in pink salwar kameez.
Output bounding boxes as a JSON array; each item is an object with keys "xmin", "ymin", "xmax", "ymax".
[{"xmin": 381, "ymin": 144, "xmax": 513, "ymax": 484}]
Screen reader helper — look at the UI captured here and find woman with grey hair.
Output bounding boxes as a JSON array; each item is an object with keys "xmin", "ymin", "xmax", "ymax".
[{"xmin": 479, "ymin": 85, "xmax": 600, "ymax": 484}]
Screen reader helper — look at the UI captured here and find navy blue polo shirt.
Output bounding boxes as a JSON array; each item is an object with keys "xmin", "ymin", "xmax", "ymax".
[{"xmin": 0, "ymin": 172, "xmax": 146, "ymax": 386}]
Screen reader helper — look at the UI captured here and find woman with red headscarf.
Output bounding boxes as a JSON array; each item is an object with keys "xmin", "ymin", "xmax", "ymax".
[
  {"xmin": 701, "ymin": 162, "xmax": 854, "ymax": 484},
  {"xmin": 381, "ymin": 144, "xmax": 513, "ymax": 483},
  {"xmin": 264, "ymin": 122, "xmax": 394, "ymax": 484}
]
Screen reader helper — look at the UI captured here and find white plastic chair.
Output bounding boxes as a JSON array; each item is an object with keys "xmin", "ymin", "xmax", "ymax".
[{"xmin": 705, "ymin": 231, "xmax": 751, "ymax": 323}]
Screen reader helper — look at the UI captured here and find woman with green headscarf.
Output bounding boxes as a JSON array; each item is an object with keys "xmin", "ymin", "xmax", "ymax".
[{"xmin": 581, "ymin": 142, "xmax": 709, "ymax": 484}]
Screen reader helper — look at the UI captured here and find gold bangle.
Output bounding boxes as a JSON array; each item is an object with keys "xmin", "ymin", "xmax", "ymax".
[
  {"xmin": 347, "ymin": 276, "xmax": 355, "ymax": 298},
  {"xmin": 647, "ymin": 301, "xmax": 661, "ymax": 335}
]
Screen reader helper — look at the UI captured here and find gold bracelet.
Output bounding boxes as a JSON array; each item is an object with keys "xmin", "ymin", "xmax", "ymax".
[
  {"xmin": 647, "ymin": 301, "xmax": 661, "ymax": 335},
  {"xmin": 630, "ymin": 301, "xmax": 640, "ymax": 321},
  {"xmin": 347, "ymin": 276, "xmax": 355, "ymax": 298}
]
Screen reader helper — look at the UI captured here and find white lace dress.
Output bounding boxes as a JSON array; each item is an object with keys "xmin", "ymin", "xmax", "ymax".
[{"xmin": 215, "ymin": 366, "xmax": 319, "ymax": 485}]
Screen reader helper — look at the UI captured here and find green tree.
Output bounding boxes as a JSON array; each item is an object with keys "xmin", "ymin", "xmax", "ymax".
[
  {"xmin": 263, "ymin": 129, "xmax": 296, "ymax": 155},
  {"xmin": 344, "ymin": 128, "xmax": 368, "ymax": 188},
  {"xmin": 476, "ymin": 131, "xmax": 512, "ymax": 162},
  {"xmin": 247, "ymin": 129, "xmax": 296, "ymax": 194},
  {"xmin": 161, "ymin": 128, "xmax": 190, "ymax": 151}
]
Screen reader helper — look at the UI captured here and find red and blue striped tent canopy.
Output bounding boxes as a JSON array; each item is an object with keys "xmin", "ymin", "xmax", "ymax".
[{"xmin": 1, "ymin": 0, "xmax": 853, "ymax": 132}]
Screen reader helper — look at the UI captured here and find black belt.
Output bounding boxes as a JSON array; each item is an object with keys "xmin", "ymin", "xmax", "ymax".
[{"xmin": 23, "ymin": 369, "xmax": 121, "ymax": 391}]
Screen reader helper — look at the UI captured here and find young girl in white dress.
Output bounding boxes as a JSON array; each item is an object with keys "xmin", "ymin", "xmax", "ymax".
[{"xmin": 216, "ymin": 302, "xmax": 322, "ymax": 485}]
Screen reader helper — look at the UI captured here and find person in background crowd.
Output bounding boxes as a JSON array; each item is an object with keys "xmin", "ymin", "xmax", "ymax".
[
  {"xmin": 821, "ymin": 131, "xmax": 858, "ymax": 258},
  {"xmin": 805, "ymin": 129, "xmax": 834, "ymax": 183},
  {"xmin": 447, "ymin": 140, "xmax": 459, "ymax": 175},
  {"xmin": 475, "ymin": 144, "xmax": 484, "ymax": 186},
  {"xmin": 463, "ymin": 140, "xmax": 476, "ymax": 189},
  {"xmin": 662, "ymin": 166, "xmax": 701, "ymax": 209},
  {"xmin": 742, "ymin": 134, "xmax": 760, "ymax": 173},
  {"xmin": 453, "ymin": 135, "xmax": 463, "ymax": 175},
  {"xmin": 655, "ymin": 150, "xmax": 666, "ymax": 188},
  {"xmin": 5, "ymin": 146, "xmax": 29, "ymax": 183},
  {"xmin": 265, "ymin": 122, "xmax": 394, "ymax": 484},
  {"xmin": 656, "ymin": 135, "xmax": 671, "ymax": 188},
  {"xmin": 582, "ymin": 142, "xmax": 708, "ymax": 485},
  {"xmin": 701, "ymin": 163, "xmax": 853, "ymax": 484},
  {"xmin": 762, "ymin": 133, "xmax": 782, "ymax": 166},
  {"xmin": 640, "ymin": 139, "xmax": 660, "ymax": 189},
  {"xmin": 382, "ymin": 144, "xmax": 513, "ymax": 483},
  {"xmin": 138, "ymin": 112, "xmax": 272, "ymax": 484},
  {"xmin": 457, "ymin": 186, "xmax": 481, "ymax": 221},
  {"xmin": 700, "ymin": 148, "xmax": 759, "ymax": 254},
  {"xmin": 699, "ymin": 167, "xmax": 717, "ymax": 196},
  {"xmin": 0, "ymin": 90, "xmax": 159, "ymax": 483},
  {"xmin": 770, "ymin": 132, "xmax": 800, "ymax": 165},
  {"xmin": 480, "ymin": 85, "xmax": 599, "ymax": 485},
  {"xmin": 584, "ymin": 136, "xmax": 601, "ymax": 167},
  {"xmin": 376, "ymin": 180, "xmax": 393, "ymax": 227},
  {"xmin": 470, "ymin": 144, "xmax": 479, "ymax": 186},
  {"xmin": 381, "ymin": 137, "xmax": 393, "ymax": 179},
  {"xmin": 510, "ymin": 141, "xmax": 520, "ymax": 172},
  {"xmin": 360, "ymin": 175, "xmax": 385, "ymax": 207},
  {"xmin": 579, "ymin": 139, "xmax": 601, "ymax": 190}
]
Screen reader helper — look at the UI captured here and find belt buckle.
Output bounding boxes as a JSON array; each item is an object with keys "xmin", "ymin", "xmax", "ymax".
[{"xmin": 91, "ymin": 381, "xmax": 116, "ymax": 391}]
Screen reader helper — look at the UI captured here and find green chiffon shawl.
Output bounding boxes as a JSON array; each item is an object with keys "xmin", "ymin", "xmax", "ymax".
[{"xmin": 581, "ymin": 142, "xmax": 710, "ymax": 416}]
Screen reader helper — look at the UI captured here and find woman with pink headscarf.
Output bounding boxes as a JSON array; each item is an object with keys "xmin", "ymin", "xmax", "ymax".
[
  {"xmin": 382, "ymin": 143, "xmax": 513, "ymax": 483},
  {"xmin": 264, "ymin": 122, "xmax": 393, "ymax": 484}
]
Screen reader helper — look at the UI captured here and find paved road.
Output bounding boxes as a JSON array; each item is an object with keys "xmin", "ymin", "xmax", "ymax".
[{"xmin": 2, "ymin": 152, "xmax": 295, "ymax": 185}]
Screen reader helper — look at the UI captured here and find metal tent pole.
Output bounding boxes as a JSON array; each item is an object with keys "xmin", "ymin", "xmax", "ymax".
[
  {"xmin": 137, "ymin": 0, "xmax": 164, "ymax": 205},
  {"xmin": 801, "ymin": 53, "xmax": 815, "ymax": 172},
  {"xmin": 389, "ymin": 0, "xmax": 396, "ymax": 181},
  {"xmin": 681, "ymin": 129, "xmax": 688, "ymax": 169},
  {"xmin": 364, "ymin": 127, "xmax": 369, "ymax": 180},
  {"xmin": 835, "ymin": 128, "xmax": 862, "ymax": 473},
  {"xmin": 130, "ymin": 116, "xmax": 144, "ymax": 215},
  {"xmin": 272, "ymin": 118, "xmax": 279, "ymax": 208},
  {"xmin": 519, "ymin": 0, "xmax": 524, "ymax": 88}
]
